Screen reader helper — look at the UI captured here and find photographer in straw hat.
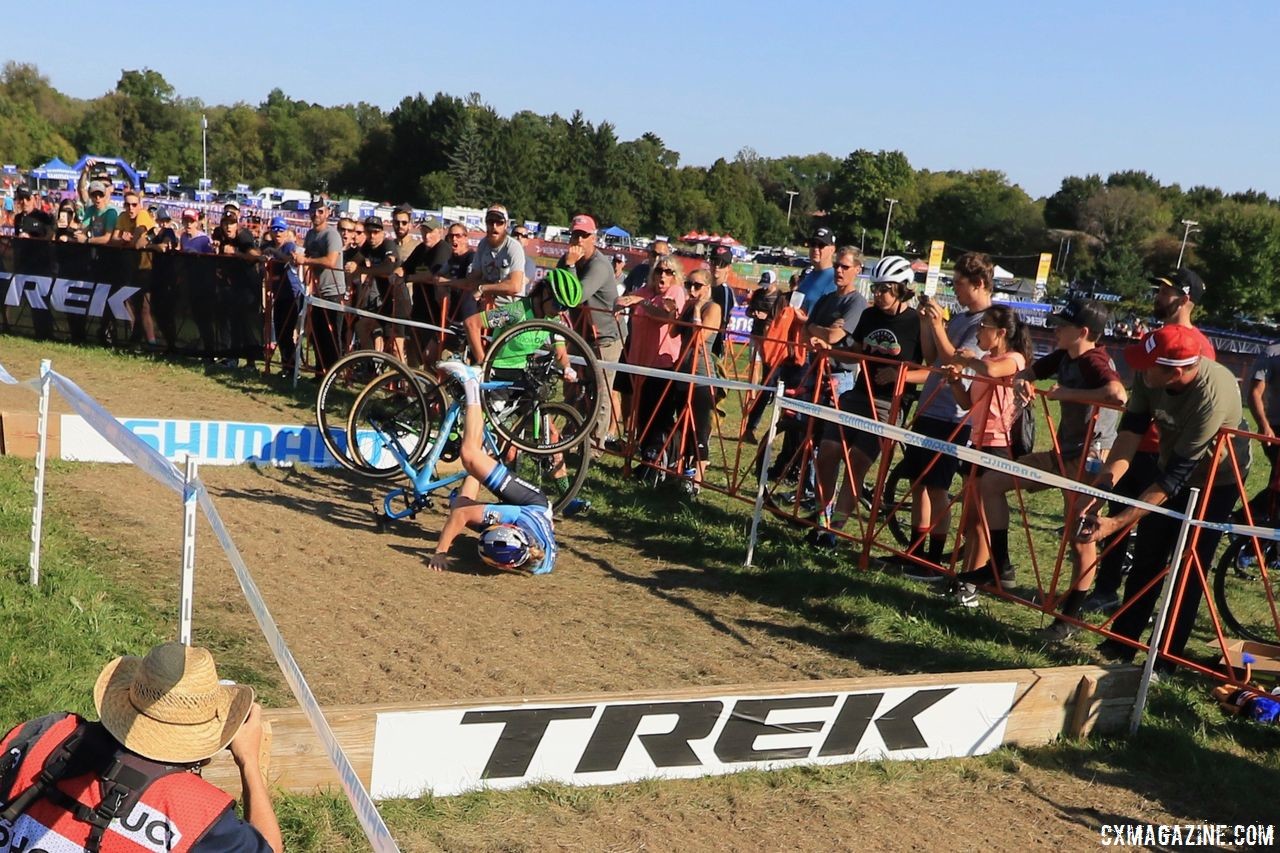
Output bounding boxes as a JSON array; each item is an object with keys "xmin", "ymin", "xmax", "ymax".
[{"xmin": 0, "ymin": 642, "xmax": 281, "ymax": 852}]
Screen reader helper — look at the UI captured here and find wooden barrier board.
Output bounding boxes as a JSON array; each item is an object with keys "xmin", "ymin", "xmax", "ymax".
[{"xmin": 203, "ymin": 664, "xmax": 1140, "ymax": 799}]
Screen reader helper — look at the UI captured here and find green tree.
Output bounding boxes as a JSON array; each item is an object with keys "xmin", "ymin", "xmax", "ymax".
[
  {"xmin": 1043, "ymin": 174, "xmax": 1103, "ymax": 230},
  {"xmin": 1197, "ymin": 202, "xmax": 1280, "ymax": 321},
  {"xmin": 910, "ymin": 170, "xmax": 1044, "ymax": 256},
  {"xmin": 826, "ymin": 149, "xmax": 915, "ymax": 251}
]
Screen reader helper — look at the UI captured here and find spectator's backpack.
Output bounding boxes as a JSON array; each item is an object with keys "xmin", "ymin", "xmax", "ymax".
[{"xmin": 1011, "ymin": 402, "xmax": 1036, "ymax": 459}]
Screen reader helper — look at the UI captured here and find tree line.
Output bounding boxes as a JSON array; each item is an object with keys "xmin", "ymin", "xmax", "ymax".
[{"xmin": 2, "ymin": 62, "xmax": 1278, "ymax": 325}]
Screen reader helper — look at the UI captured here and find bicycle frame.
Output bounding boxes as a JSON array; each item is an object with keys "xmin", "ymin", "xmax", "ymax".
[{"xmin": 367, "ymin": 380, "xmax": 510, "ymax": 522}]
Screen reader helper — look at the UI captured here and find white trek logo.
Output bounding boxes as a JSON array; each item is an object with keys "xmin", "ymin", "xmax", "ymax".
[{"xmin": 2, "ymin": 274, "xmax": 139, "ymax": 320}]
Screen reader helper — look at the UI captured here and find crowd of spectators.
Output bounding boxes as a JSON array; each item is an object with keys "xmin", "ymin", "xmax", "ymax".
[{"xmin": 6, "ymin": 174, "xmax": 1274, "ymax": 670}]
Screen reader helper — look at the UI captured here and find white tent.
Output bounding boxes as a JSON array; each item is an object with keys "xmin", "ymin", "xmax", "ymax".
[{"xmin": 993, "ymin": 264, "xmax": 1015, "ymax": 280}]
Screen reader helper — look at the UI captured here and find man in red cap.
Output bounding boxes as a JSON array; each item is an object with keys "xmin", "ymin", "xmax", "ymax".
[{"xmin": 1077, "ymin": 321, "xmax": 1249, "ymax": 670}]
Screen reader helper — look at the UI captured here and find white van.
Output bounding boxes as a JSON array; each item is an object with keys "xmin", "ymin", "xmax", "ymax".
[{"xmin": 253, "ymin": 187, "xmax": 312, "ymax": 210}]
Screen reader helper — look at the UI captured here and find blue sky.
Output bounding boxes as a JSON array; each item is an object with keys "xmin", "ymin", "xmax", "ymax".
[{"xmin": 6, "ymin": 1, "xmax": 1277, "ymax": 199}]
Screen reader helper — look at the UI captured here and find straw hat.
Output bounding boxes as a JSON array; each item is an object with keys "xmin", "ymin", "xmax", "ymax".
[{"xmin": 93, "ymin": 642, "xmax": 255, "ymax": 764}]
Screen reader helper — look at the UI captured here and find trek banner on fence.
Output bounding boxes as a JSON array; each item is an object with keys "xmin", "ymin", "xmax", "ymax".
[{"xmin": 0, "ymin": 237, "xmax": 263, "ymax": 358}]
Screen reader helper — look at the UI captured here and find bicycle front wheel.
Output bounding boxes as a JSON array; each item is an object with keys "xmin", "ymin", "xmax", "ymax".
[
  {"xmin": 498, "ymin": 402, "xmax": 591, "ymax": 515},
  {"xmin": 316, "ymin": 350, "xmax": 417, "ymax": 475},
  {"xmin": 1214, "ymin": 534, "xmax": 1280, "ymax": 644},
  {"xmin": 346, "ymin": 360, "xmax": 441, "ymax": 480},
  {"xmin": 481, "ymin": 318, "xmax": 604, "ymax": 455}
]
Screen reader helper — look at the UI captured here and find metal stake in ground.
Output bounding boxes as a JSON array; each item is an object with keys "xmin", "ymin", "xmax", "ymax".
[
  {"xmin": 745, "ymin": 382, "xmax": 785, "ymax": 567},
  {"xmin": 29, "ymin": 359, "xmax": 52, "ymax": 587},
  {"xmin": 1129, "ymin": 487, "xmax": 1201, "ymax": 735},
  {"xmin": 180, "ymin": 455, "xmax": 199, "ymax": 645}
]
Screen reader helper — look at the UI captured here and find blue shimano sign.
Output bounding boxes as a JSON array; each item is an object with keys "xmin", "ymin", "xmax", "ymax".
[{"xmin": 119, "ymin": 419, "xmax": 387, "ymax": 467}]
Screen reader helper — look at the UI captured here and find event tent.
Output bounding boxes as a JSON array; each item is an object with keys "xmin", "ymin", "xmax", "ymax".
[
  {"xmin": 993, "ymin": 264, "xmax": 1015, "ymax": 280},
  {"xmin": 600, "ymin": 225, "xmax": 630, "ymax": 239},
  {"xmin": 30, "ymin": 157, "xmax": 78, "ymax": 181}
]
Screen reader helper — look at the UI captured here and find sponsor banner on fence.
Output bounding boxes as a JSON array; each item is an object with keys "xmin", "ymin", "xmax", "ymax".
[
  {"xmin": 369, "ymin": 682, "xmax": 1017, "ymax": 797},
  {"xmin": 58, "ymin": 414, "xmax": 390, "ymax": 468},
  {"xmin": 0, "ymin": 237, "xmax": 262, "ymax": 358}
]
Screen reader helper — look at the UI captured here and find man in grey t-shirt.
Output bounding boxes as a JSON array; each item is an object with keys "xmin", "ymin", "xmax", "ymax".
[
  {"xmin": 899, "ymin": 252, "xmax": 994, "ymax": 578},
  {"xmin": 559, "ymin": 213, "xmax": 622, "ymax": 443},
  {"xmin": 469, "ymin": 203, "xmax": 527, "ymax": 305},
  {"xmin": 300, "ymin": 198, "xmax": 345, "ymax": 372}
]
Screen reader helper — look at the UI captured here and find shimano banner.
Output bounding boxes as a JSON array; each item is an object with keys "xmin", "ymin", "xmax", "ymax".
[{"xmin": 0, "ymin": 237, "xmax": 263, "ymax": 358}]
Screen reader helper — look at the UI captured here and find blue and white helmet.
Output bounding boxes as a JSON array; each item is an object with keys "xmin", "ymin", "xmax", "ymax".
[{"xmin": 478, "ymin": 523, "xmax": 533, "ymax": 571}]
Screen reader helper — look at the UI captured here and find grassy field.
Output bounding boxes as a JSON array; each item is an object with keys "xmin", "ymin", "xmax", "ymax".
[{"xmin": 2, "ymin": 338, "xmax": 1279, "ymax": 850}]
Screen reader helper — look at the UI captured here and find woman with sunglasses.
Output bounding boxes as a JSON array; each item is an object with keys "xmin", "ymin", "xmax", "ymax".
[
  {"xmin": 616, "ymin": 260, "xmax": 688, "ymax": 470},
  {"xmin": 673, "ymin": 268, "xmax": 723, "ymax": 496},
  {"xmin": 943, "ymin": 304, "xmax": 1032, "ymax": 606}
]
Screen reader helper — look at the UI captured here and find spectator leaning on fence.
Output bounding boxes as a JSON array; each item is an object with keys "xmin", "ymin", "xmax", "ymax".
[
  {"xmin": 1245, "ymin": 335, "xmax": 1280, "ymax": 516},
  {"xmin": 674, "ymin": 267, "xmax": 724, "ymax": 496},
  {"xmin": 942, "ymin": 304, "xmax": 1032, "ymax": 607},
  {"xmin": 179, "ymin": 209, "xmax": 213, "ymax": 253},
  {"xmin": 899, "ymin": 251, "xmax": 994, "ymax": 580},
  {"xmin": 0, "ymin": 641, "xmax": 282, "ymax": 853},
  {"xmin": 616, "ymin": 257, "xmax": 688, "ymax": 462},
  {"xmin": 1078, "ymin": 321, "xmax": 1251, "ymax": 671},
  {"xmin": 793, "ymin": 226, "xmax": 838, "ymax": 316},
  {"xmin": 77, "ymin": 167, "xmax": 118, "ymax": 245},
  {"xmin": 300, "ymin": 198, "xmax": 346, "ymax": 375},
  {"xmin": 560, "ymin": 213, "xmax": 623, "ymax": 444},
  {"xmin": 1083, "ymin": 269, "xmax": 1218, "ymax": 613},
  {"xmin": 469, "ymin": 204, "xmax": 526, "ymax": 303},
  {"xmin": 810, "ymin": 255, "xmax": 925, "ymax": 548},
  {"xmin": 978, "ymin": 299, "xmax": 1126, "ymax": 638},
  {"xmin": 12, "ymin": 187, "xmax": 53, "ymax": 238},
  {"xmin": 623, "ymin": 236, "xmax": 671, "ymax": 296}
]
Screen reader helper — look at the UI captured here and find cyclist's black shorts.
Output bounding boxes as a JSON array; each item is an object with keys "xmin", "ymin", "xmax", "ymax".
[{"xmin": 484, "ymin": 461, "xmax": 549, "ymax": 509}]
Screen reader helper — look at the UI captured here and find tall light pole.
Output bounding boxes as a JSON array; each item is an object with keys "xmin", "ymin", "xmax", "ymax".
[
  {"xmin": 784, "ymin": 190, "xmax": 799, "ymax": 225},
  {"xmin": 861, "ymin": 227, "xmax": 866, "ymax": 254},
  {"xmin": 201, "ymin": 114, "xmax": 208, "ymax": 187},
  {"xmin": 880, "ymin": 198, "xmax": 899, "ymax": 258},
  {"xmin": 1176, "ymin": 219, "xmax": 1199, "ymax": 269}
]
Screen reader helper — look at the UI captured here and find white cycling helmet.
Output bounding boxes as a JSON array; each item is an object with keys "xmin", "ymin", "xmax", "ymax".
[{"xmin": 872, "ymin": 255, "xmax": 914, "ymax": 286}]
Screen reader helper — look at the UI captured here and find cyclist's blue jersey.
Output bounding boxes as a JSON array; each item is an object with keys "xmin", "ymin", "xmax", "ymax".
[{"xmin": 483, "ymin": 504, "xmax": 557, "ymax": 574}]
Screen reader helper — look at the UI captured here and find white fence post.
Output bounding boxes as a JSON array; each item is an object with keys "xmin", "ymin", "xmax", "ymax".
[
  {"xmin": 1129, "ymin": 487, "xmax": 1201, "ymax": 734},
  {"xmin": 179, "ymin": 455, "xmax": 199, "ymax": 645},
  {"xmin": 29, "ymin": 359, "xmax": 52, "ymax": 587},
  {"xmin": 745, "ymin": 382, "xmax": 785, "ymax": 567}
]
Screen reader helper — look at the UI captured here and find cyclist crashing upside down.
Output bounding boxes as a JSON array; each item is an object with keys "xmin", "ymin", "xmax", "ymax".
[{"xmin": 429, "ymin": 361, "xmax": 559, "ymax": 574}]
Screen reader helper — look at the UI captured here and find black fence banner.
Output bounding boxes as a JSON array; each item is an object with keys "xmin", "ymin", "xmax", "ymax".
[{"xmin": 0, "ymin": 237, "xmax": 264, "ymax": 359}]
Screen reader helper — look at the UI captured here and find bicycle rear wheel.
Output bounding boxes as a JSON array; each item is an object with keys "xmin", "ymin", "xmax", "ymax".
[
  {"xmin": 1214, "ymin": 535, "xmax": 1280, "ymax": 643},
  {"xmin": 315, "ymin": 350, "xmax": 416, "ymax": 474},
  {"xmin": 498, "ymin": 402, "xmax": 591, "ymax": 515},
  {"xmin": 481, "ymin": 319, "xmax": 604, "ymax": 455},
  {"xmin": 346, "ymin": 359, "xmax": 440, "ymax": 480}
]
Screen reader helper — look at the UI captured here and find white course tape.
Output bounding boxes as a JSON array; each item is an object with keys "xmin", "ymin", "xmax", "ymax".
[
  {"xmin": 600, "ymin": 359, "xmax": 772, "ymax": 394},
  {"xmin": 30, "ymin": 369, "xmax": 399, "ymax": 850},
  {"xmin": 309, "ymin": 295, "xmax": 455, "ymax": 337},
  {"xmin": 48, "ymin": 373, "xmax": 185, "ymax": 494},
  {"xmin": 780, "ymin": 395, "xmax": 1280, "ymax": 542},
  {"xmin": 0, "ymin": 361, "xmax": 16, "ymax": 384},
  {"xmin": 196, "ymin": 486, "xmax": 400, "ymax": 852}
]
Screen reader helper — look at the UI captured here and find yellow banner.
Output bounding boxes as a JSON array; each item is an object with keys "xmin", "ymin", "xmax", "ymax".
[
  {"xmin": 1035, "ymin": 253, "xmax": 1052, "ymax": 287},
  {"xmin": 924, "ymin": 241, "xmax": 945, "ymax": 295}
]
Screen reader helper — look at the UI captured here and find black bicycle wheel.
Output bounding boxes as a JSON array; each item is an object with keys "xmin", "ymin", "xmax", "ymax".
[
  {"xmin": 1214, "ymin": 535, "xmax": 1280, "ymax": 643},
  {"xmin": 881, "ymin": 460, "xmax": 914, "ymax": 547},
  {"xmin": 498, "ymin": 402, "xmax": 591, "ymax": 515},
  {"xmin": 481, "ymin": 318, "xmax": 604, "ymax": 455},
  {"xmin": 315, "ymin": 350, "xmax": 417, "ymax": 475},
  {"xmin": 345, "ymin": 359, "xmax": 436, "ymax": 481}
]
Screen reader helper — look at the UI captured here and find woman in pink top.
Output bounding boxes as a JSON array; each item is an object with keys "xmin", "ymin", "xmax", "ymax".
[
  {"xmin": 616, "ymin": 260, "xmax": 688, "ymax": 462},
  {"xmin": 945, "ymin": 304, "xmax": 1032, "ymax": 596}
]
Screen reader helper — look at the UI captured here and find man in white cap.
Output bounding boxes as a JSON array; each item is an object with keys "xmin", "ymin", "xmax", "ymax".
[
  {"xmin": 0, "ymin": 642, "xmax": 281, "ymax": 852},
  {"xmin": 467, "ymin": 203, "xmax": 526, "ymax": 304},
  {"xmin": 76, "ymin": 158, "xmax": 118, "ymax": 245}
]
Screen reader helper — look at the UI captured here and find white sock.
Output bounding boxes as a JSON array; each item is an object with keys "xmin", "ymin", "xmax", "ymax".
[{"xmin": 463, "ymin": 379, "xmax": 480, "ymax": 407}]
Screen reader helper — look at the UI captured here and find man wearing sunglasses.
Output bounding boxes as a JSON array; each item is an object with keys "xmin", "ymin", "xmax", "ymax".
[
  {"xmin": 76, "ymin": 159, "xmax": 118, "ymax": 245},
  {"xmin": 708, "ymin": 244, "xmax": 738, "ymax": 359},
  {"xmin": 559, "ymin": 213, "xmax": 622, "ymax": 444},
  {"xmin": 511, "ymin": 224, "xmax": 539, "ymax": 287},
  {"xmin": 793, "ymin": 226, "xmax": 838, "ymax": 317},
  {"xmin": 466, "ymin": 204, "xmax": 526, "ymax": 305}
]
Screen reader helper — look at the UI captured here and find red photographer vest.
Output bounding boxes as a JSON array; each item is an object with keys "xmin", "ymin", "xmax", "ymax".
[{"xmin": 0, "ymin": 713, "xmax": 232, "ymax": 853}]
